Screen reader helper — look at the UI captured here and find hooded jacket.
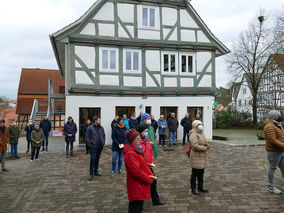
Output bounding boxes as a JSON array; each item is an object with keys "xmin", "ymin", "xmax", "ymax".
[
  {"xmin": 264, "ymin": 119, "xmax": 284, "ymax": 152},
  {"xmin": 189, "ymin": 128, "xmax": 208, "ymax": 169},
  {"xmin": 31, "ymin": 128, "xmax": 45, "ymax": 148},
  {"xmin": 9, "ymin": 124, "xmax": 21, "ymax": 144},
  {"xmin": 63, "ymin": 121, "xmax": 77, "ymax": 142},
  {"xmin": 123, "ymin": 143, "xmax": 153, "ymax": 202}
]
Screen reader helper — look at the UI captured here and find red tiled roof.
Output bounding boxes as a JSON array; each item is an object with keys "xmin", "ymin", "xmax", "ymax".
[
  {"xmin": 17, "ymin": 68, "xmax": 65, "ymax": 95},
  {"xmin": 271, "ymin": 54, "xmax": 284, "ymax": 73},
  {"xmin": 16, "ymin": 68, "xmax": 65, "ymax": 114},
  {"xmin": 9, "ymin": 100, "xmax": 17, "ymax": 104}
]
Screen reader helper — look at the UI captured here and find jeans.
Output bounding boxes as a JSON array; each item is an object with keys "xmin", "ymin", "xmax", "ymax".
[
  {"xmin": 112, "ymin": 151, "xmax": 123, "ymax": 173},
  {"xmin": 267, "ymin": 151, "xmax": 284, "ymax": 187},
  {"xmin": 10, "ymin": 144, "xmax": 18, "ymax": 157},
  {"xmin": 169, "ymin": 131, "xmax": 176, "ymax": 145},
  {"xmin": 31, "ymin": 147, "xmax": 40, "ymax": 160},
  {"xmin": 89, "ymin": 146, "xmax": 103, "ymax": 176},
  {"xmin": 159, "ymin": 135, "xmax": 166, "ymax": 146},
  {"xmin": 66, "ymin": 141, "xmax": 74, "ymax": 156},
  {"xmin": 43, "ymin": 133, "xmax": 49, "ymax": 148},
  {"xmin": 183, "ymin": 130, "xmax": 189, "ymax": 145},
  {"xmin": 190, "ymin": 168, "xmax": 205, "ymax": 190},
  {"xmin": 128, "ymin": 200, "xmax": 144, "ymax": 213}
]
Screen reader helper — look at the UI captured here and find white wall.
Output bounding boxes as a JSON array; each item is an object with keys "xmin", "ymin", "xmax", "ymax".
[{"xmin": 66, "ymin": 95, "xmax": 214, "ymax": 146}]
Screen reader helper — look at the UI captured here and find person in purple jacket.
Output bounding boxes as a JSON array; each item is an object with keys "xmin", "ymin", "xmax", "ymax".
[
  {"xmin": 85, "ymin": 116, "xmax": 106, "ymax": 180},
  {"xmin": 63, "ymin": 116, "xmax": 77, "ymax": 158}
]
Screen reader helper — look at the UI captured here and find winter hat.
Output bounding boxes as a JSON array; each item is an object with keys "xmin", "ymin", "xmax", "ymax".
[
  {"xmin": 141, "ymin": 113, "xmax": 150, "ymax": 121},
  {"xmin": 125, "ymin": 129, "xmax": 140, "ymax": 143},
  {"xmin": 268, "ymin": 110, "xmax": 281, "ymax": 121},
  {"xmin": 136, "ymin": 124, "xmax": 147, "ymax": 133},
  {"xmin": 68, "ymin": 116, "xmax": 73, "ymax": 120},
  {"xmin": 192, "ymin": 120, "xmax": 203, "ymax": 129}
]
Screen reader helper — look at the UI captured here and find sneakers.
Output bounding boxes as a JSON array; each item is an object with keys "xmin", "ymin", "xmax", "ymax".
[
  {"xmin": 88, "ymin": 175, "xmax": 94, "ymax": 181},
  {"xmin": 30, "ymin": 160, "xmax": 33, "ymax": 162},
  {"xmin": 164, "ymin": 145, "xmax": 167, "ymax": 148},
  {"xmin": 159, "ymin": 145, "xmax": 161, "ymax": 148},
  {"xmin": 268, "ymin": 186, "xmax": 282, "ymax": 194},
  {"xmin": 111, "ymin": 171, "xmax": 116, "ymax": 176},
  {"xmin": 35, "ymin": 159, "xmax": 39, "ymax": 161}
]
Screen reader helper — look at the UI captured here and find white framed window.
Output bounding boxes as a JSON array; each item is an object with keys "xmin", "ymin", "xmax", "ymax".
[
  {"xmin": 139, "ymin": 6, "xmax": 158, "ymax": 30},
  {"xmin": 100, "ymin": 47, "xmax": 119, "ymax": 72},
  {"xmin": 238, "ymin": 100, "xmax": 242, "ymax": 107},
  {"xmin": 123, "ymin": 49, "xmax": 142, "ymax": 73},
  {"xmin": 243, "ymin": 88, "xmax": 247, "ymax": 94},
  {"xmin": 161, "ymin": 52, "xmax": 178, "ymax": 75},
  {"xmin": 179, "ymin": 52, "xmax": 195, "ymax": 76}
]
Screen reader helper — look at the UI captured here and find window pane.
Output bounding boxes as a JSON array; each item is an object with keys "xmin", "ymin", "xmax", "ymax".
[
  {"xmin": 181, "ymin": 55, "xmax": 186, "ymax": 73},
  {"xmin": 170, "ymin": 55, "xmax": 175, "ymax": 72},
  {"xmin": 188, "ymin": 56, "xmax": 193, "ymax": 73},
  {"xmin": 133, "ymin": 52, "xmax": 139, "ymax": 70},
  {"xmin": 150, "ymin": 9, "xmax": 155, "ymax": 27},
  {"xmin": 110, "ymin": 50, "xmax": 116, "ymax": 69},
  {"xmin": 126, "ymin": 52, "xmax": 132, "ymax": 70},
  {"xmin": 142, "ymin": 8, "xmax": 148, "ymax": 26},
  {"xmin": 102, "ymin": 50, "xmax": 108, "ymax": 69},
  {"xmin": 164, "ymin": 54, "xmax": 169, "ymax": 72}
]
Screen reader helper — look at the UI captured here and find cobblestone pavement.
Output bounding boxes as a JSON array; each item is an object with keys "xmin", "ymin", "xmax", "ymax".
[{"xmin": 1, "ymin": 142, "xmax": 284, "ymax": 213}]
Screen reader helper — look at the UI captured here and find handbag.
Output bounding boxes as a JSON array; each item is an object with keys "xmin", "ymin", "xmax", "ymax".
[{"xmin": 185, "ymin": 142, "xmax": 191, "ymax": 157}]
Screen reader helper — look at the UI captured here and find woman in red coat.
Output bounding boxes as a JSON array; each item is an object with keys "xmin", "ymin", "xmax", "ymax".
[{"xmin": 124, "ymin": 129, "xmax": 157, "ymax": 213}]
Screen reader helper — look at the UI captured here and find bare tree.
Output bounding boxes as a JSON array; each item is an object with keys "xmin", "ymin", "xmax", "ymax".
[
  {"xmin": 0, "ymin": 96, "xmax": 9, "ymax": 119},
  {"xmin": 226, "ymin": 11, "xmax": 275, "ymax": 125}
]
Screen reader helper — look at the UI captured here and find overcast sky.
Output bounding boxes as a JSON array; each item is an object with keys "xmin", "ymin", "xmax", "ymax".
[{"xmin": 0, "ymin": 0, "xmax": 283, "ymax": 99}]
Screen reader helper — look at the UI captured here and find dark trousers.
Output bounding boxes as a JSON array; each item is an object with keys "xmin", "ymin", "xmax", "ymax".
[
  {"xmin": 90, "ymin": 147, "xmax": 102, "ymax": 176},
  {"xmin": 128, "ymin": 200, "xmax": 144, "ymax": 213},
  {"xmin": 31, "ymin": 147, "xmax": 40, "ymax": 160},
  {"xmin": 27, "ymin": 140, "xmax": 31, "ymax": 151},
  {"xmin": 159, "ymin": 135, "xmax": 166, "ymax": 146},
  {"xmin": 66, "ymin": 141, "xmax": 74, "ymax": 156},
  {"xmin": 183, "ymin": 130, "xmax": 189, "ymax": 145},
  {"xmin": 190, "ymin": 168, "xmax": 205, "ymax": 190},
  {"xmin": 43, "ymin": 133, "xmax": 49, "ymax": 148},
  {"xmin": 86, "ymin": 143, "xmax": 89, "ymax": 154},
  {"xmin": 150, "ymin": 168, "xmax": 160, "ymax": 204}
]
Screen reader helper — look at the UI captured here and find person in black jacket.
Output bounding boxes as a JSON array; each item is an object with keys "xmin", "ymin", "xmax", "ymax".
[
  {"xmin": 129, "ymin": 113, "xmax": 139, "ymax": 129},
  {"xmin": 82, "ymin": 119, "xmax": 91, "ymax": 154},
  {"xmin": 136, "ymin": 111, "xmax": 143, "ymax": 124},
  {"xmin": 167, "ymin": 113, "xmax": 179, "ymax": 146},
  {"xmin": 111, "ymin": 116, "xmax": 119, "ymax": 129},
  {"xmin": 85, "ymin": 116, "xmax": 106, "ymax": 180},
  {"xmin": 151, "ymin": 115, "xmax": 158, "ymax": 133},
  {"xmin": 181, "ymin": 113, "xmax": 192, "ymax": 146},
  {"xmin": 24, "ymin": 120, "xmax": 34, "ymax": 153},
  {"xmin": 40, "ymin": 116, "xmax": 52, "ymax": 151},
  {"xmin": 111, "ymin": 118, "xmax": 127, "ymax": 176},
  {"xmin": 63, "ymin": 116, "xmax": 77, "ymax": 158}
]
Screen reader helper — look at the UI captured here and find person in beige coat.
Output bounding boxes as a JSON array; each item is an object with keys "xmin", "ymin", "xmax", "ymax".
[{"xmin": 189, "ymin": 120, "xmax": 210, "ymax": 195}]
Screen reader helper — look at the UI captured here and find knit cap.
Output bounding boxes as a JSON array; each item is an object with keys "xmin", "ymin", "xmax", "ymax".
[
  {"xmin": 141, "ymin": 113, "xmax": 150, "ymax": 121},
  {"xmin": 268, "ymin": 110, "xmax": 281, "ymax": 121},
  {"xmin": 136, "ymin": 125, "xmax": 147, "ymax": 133},
  {"xmin": 192, "ymin": 120, "xmax": 203, "ymax": 129},
  {"xmin": 125, "ymin": 129, "xmax": 140, "ymax": 143}
]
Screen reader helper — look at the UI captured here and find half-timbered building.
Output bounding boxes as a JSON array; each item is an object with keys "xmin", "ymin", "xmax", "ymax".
[{"xmin": 50, "ymin": 0, "xmax": 229, "ymax": 145}]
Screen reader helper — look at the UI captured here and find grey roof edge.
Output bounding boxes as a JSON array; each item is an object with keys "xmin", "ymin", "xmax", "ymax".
[
  {"xmin": 185, "ymin": 0, "xmax": 230, "ymax": 56},
  {"xmin": 49, "ymin": 35, "xmax": 63, "ymax": 76}
]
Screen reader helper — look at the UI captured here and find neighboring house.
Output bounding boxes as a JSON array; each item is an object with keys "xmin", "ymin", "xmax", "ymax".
[
  {"xmin": 231, "ymin": 75, "xmax": 253, "ymax": 114},
  {"xmin": 215, "ymin": 87, "xmax": 231, "ymax": 109},
  {"xmin": 16, "ymin": 68, "xmax": 66, "ymax": 132},
  {"xmin": 230, "ymin": 82, "xmax": 242, "ymax": 110},
  {"xmin": 9, "ymin": 100, "xmax": 17, "ymax": 108},
  {"xmin": 258, "ymin": 54, "xmax": 284, "ymax": 120},
  {"xmin": 50, "ymin": 0, "xmax": 229, "ymax": 144},
  {"xmin": 0, "ymin": 108, "xmax": 18, "ymax": 124}
]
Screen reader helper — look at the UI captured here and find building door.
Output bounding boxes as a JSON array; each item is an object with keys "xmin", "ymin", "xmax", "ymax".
[
  {"xmin": 116, "ymin": 107, "xmax": 135, "ymax": 118},
  {"xmin": 187, "ymin": 107, "xmax": 203, "ymax": 122},
  {"xmin": 79, "ymin": 108, "xmax": 101, "ymax": 144},
  {"xmin": 160, "ymin": 107, "xmax": 178, "ymax": 139},
  {"xmin": 145, "ymin": 106, "xmax": 152, "ymax": 115}
]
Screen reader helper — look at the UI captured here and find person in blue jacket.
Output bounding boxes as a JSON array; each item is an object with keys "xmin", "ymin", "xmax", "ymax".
[
  {"xmin": 40, "ymin": 116, "xmax": 52, "ymax": 151},
  {"xmin": 24, "ymin": 119, "xmax": 34, "ymax": 153},
  {"xmin": 158, "ymin": 115, "xmax": 168, "ymax": 148},
  {"xmin": 123, "ymin": 114, "xmax": 130, "ymax": 130},
  {"xmin": 111, "ymin": 118, "xmax": 127, "ymax": 176},
  {"xmin": 63, "ymin": 116, "xmax": 77, "ymax": 158}
]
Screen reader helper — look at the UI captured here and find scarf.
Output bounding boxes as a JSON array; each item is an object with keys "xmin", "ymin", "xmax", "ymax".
[
  {"xmin": 273, "ymin": 120, "xmax": 283, "ymax": 127},
  {"xmin": 135, "ymin": 145, "xmax": 143, "ymax": 153},
  {"xmin": 117, "ymin": 123, "xmax": 125, "ymax": 129}
]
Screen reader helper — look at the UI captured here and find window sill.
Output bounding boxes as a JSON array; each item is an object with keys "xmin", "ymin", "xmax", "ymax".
[{"xmin": 138, "ymin": 27, "xmax": 160, "ymax": 31}]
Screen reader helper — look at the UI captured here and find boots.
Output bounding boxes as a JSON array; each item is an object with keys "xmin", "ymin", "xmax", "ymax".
[{"xmin": 197, "ymin": 169, "xmax": 209, "ymax": 193}]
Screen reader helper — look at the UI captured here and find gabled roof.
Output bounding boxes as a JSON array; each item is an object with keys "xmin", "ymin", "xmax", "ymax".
[
  {"xmin": 231, "ymin": 82, "xmax": 241, "ymax": 101},
  {"xmin": 270, "ymin": 54, "xmax": 284, "ymax": 73},
  {"xmin": 17, "ymin": 68, "xmax": 65, "ymax": 95},
  {"xmin": 50, "ymin": 0, "xmax": 229, "ymax": 74},
  {"xmin": 16, "ymin": 68, "xmax": 65, "ymax": 114}
]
